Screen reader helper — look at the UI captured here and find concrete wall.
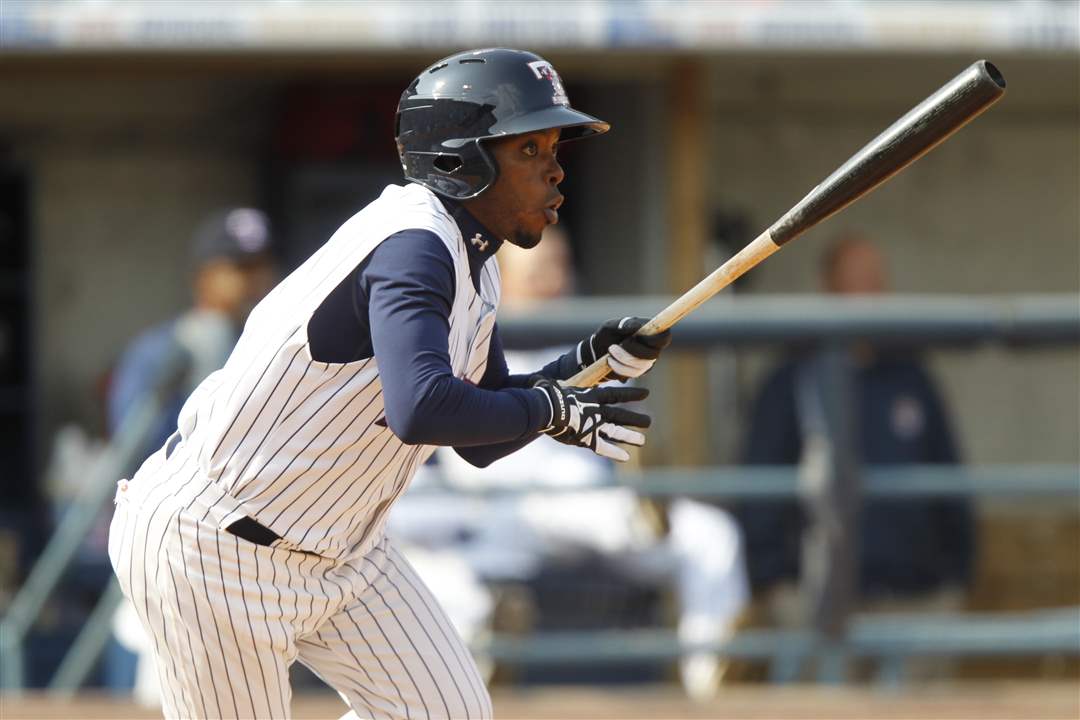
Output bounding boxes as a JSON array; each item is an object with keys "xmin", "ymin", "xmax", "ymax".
[
  {"xmin": 0, "ymin": 73, "xmax": 273, "ymax": 451},
  {"xmin": 703, "ymin": 53, "xmax": 1079, "ymax": 463}
]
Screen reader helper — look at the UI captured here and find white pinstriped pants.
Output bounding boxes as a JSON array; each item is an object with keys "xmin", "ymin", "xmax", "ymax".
[{"xmin": 108, "ymin": 460, "xmax": 492, "ymax": 720}]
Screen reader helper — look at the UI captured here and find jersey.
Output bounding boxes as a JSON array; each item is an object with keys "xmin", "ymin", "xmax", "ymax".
[{"xmin": 170, "ymin": 184, "xmax": 500, "ymax": 561}]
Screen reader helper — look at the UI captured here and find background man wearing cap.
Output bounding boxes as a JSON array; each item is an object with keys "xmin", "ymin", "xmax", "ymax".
[
  {"xmin": 107, "ymin": 207, "xmax": 276, "ymax": 459},
  {"xmin": 107, "ymin": 49, "xmax": 670, "ymax": 720}
]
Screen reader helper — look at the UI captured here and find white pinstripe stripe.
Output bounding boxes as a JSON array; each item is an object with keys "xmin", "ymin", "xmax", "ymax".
[
  {"xmin": 158, "ymin": 505, "xmax": 205, "ymax": 716},
  {"xmin": 258, "ymin": 380, "xmax": 388, "ymax": 528},
  {"xmin": 134, "ymin": 465, "xmax": 198, "ymax": 714},
  {"xmin": 167, "ymin": 513, "xmax": 209, "ymax": 718},
  {"xmin": 359, "ymin": 555, "xmax": 466, "ymax": 716},
  {"xmin": 257, "ymin": 550, "xmax": 292, "ymax": 715},
  {"xmin": 336, "ymin": 612, "xmax": 414, "ymax": 720},
  {"xmin": 297, "ymin": 634, "xmax": 394, "ymax": 720},
  {"xmin": 298, "ymin": 435, "xmax": 407, "ymax": 547},
  {"xmin": 223, "ymin": 348, "xmax": 311, "ymax": 482},
  {"xmin": 162, "ymin": 535, "xmax": 206, "ymax": 719},
  {"xmin": 342, "ymin": 447, "xmax": 424, "ymax": 553},
  {"xmin": 232, "ymin": 537, "xmax": 273, "ymax": 717},
  {"xmin": 383, "ymin": 546, "xmax": 491, "ymax": 718},
  {"xmin": 203, "ymin": 326, "xmax": 306, "ymax": 467},
  {"xmin": 356, "ymin": 553, "xmax": 453, "ymax": 717},
  {"xmin": 214, "ymin": 529, "xmax": 257, "ymax": 715},
  {"xmin": 194, "ymin": 519, "xmax": 241, "ymax": 717},
  {"xmin": 235, "ymin": 365, "xmax": 378, "ymax": 507}
]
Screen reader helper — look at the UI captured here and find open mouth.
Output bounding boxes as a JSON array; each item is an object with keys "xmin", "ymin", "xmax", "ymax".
[{"xmin": 543, "ymin": 196, "xmax": 564, "ymax": 224}]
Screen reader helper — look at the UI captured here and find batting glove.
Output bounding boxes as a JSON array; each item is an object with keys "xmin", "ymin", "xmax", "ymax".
[
  {"xmin": 532, "ymin": 376, "xmax": 651, "ymax": 462},
  {"xmin": 577, "ymin": 317, "xmax": 673, "ymax": 381}
]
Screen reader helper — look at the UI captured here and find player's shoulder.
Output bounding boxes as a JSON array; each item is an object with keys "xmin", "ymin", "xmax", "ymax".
[
  {"xmin": 367, "ymin": 183, "xmax": 457, "ymax": 230},
  {"xmin": 321, "ymin": 183, "xmax": 459, "ymax": 255}
]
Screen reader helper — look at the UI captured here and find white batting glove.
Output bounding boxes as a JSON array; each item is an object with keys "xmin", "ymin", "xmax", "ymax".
[
  {"xmin": 532, "ymin": 377, "xmax": 651, "ymax": 462},
  {"xmin": 578, "ymin": 317, "xmax": 673, "ymax": 381}
]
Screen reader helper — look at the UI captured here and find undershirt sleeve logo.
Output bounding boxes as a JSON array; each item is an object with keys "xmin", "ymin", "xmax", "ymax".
[{"xmin": 470, "ymin": 233, "xmax": 489, "ymax": 252}]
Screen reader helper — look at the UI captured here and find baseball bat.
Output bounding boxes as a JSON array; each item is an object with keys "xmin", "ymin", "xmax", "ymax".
[{"xmin": 567, "ymin": 59, "xmax": 1006, "ymax": 387}]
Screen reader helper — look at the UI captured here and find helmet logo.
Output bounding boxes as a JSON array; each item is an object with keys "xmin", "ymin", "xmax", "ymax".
[{"xmin": 527, "ymin": 60, "xmax": 570, "ymax": 107}]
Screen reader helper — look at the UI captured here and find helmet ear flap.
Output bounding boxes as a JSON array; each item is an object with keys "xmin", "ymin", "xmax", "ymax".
[{"xmin": 401, "ymin": 140, "xmax": 498, "ymax": 200}]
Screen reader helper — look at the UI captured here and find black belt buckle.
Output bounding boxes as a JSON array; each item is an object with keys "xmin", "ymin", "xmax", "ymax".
[{"xmin": 226, "ymin": 516, "xmax": 281, "ymax": 547}]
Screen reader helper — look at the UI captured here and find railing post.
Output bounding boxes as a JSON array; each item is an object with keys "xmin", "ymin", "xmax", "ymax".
[
  {"xmin": 797, "ymin": 344, "xmax": 861, "ymax": 683},
  {"xmin": 0, "ymin": 623, "xmax": 25, "ymax": 692},
  {"xmin": 49, "ymin": 579, "xmax": 125, "ymax": 695}
]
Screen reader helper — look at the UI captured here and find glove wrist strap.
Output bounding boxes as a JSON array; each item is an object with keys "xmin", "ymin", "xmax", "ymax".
[{"xmin": 531, "ymin": 377, "xmax": 567, "ymax": 433}]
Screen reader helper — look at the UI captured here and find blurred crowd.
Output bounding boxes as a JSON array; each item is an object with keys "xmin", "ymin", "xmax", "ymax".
[{"xmin": 21, "ymin": 205, "xmax": 980, "ymax": 704}]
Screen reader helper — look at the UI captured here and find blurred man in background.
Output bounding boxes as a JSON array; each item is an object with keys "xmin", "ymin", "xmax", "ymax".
[
  {"xmin": 389, "ymin": 225, "xmax": 749, "ymax": 700},
  {"xmin": 103, "ymin": 208, "xmax": 276, "ymax": 700},
  {"xmin": 107, "ymin": 208, "xmax": 277, "ymax": 456},
  {"xmin": 735, "ymin": 232, "xmax": 973, "ymax": 678}
]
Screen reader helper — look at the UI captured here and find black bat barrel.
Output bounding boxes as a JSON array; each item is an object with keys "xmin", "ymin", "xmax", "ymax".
[{"xmin": 769, "ymin": 60, "xmax": 1006, "ymax": 246}]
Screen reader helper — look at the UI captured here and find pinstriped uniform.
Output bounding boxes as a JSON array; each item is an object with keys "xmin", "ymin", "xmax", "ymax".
[{"xmin": 109, "ymin": 184, "xmax": 497, "ymax": 719}]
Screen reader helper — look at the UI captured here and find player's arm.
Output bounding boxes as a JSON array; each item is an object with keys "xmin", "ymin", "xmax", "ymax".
[
  {"xmin": 455, "ymin": 322, "xmax": 658, "ymax": 466},
  {"xmin": 452, "ymin": 325, "xmax": 542, "ymax": 466},
  {"xmin": 514, "ymin": 317, "xmax": 673, "ymax": 384},
  {"xmin": 328, "ymin": 231, "xmax": 649, "ymax": 464},
  {"xmin": 358, "ymin": 231, "xmax": 550, "ymax": 447}
]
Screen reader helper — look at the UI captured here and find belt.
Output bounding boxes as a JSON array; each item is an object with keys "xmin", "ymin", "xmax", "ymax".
[
  {"xmin": 157, "ymin": 436, "xmax": 289, "ymax": 548},
  {"xmin": 225, "ymin": 516, "xmax": 282, "ymax": 547}
]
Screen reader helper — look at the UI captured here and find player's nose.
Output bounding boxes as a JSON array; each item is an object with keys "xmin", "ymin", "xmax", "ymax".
[{"xmin": 547, "ymin": 155, "xmax": 565, "ymax": 186}]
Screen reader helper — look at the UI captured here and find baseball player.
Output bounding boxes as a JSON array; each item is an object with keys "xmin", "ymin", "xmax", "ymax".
[{"xmin": 108, "ymin": 48, "xmax": 670, "ymax": 720}]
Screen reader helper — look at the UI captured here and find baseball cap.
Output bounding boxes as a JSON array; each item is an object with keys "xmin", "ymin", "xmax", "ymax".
[{"xmin": 191, "ymin": 208, "xmax": 273, "ymax": 266}]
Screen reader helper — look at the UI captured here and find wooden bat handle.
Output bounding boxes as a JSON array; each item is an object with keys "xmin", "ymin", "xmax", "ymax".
[{"xmin": 566, "ymin": 229, "xmax": 781, "ymax": 387}]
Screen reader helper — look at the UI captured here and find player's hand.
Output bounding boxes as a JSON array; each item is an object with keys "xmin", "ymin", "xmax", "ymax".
[
  {"xmin": 531, "ymin": 376, "xmax": 651, "ymax": 462},
  {"xmin": 578, "ymin": 317, "xmax": 672, "ymax": 381}
]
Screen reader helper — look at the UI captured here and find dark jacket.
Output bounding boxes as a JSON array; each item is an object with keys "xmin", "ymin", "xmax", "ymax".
[{"xmin": 737, "ymin": 353, "xmax": 973, "ymax": 598}]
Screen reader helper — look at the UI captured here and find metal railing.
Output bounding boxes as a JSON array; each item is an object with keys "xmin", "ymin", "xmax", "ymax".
[
  {"xmin": 0, "ymin": 342, "xmax": 191, "ymax": 694},
  {"xmin": 497, "ymin": 294, "xmax": 1080, "ymax": 348},
  {"xmin": 1, "ymin": 294, "xmax": 1077, "ymax": 692},
  {"xmin": 480, "ymin": 606, "xmax": 1080, "ymax": 686},
  {"xmin": 417, "ymin": 462, "xmax": 1080, "ymax": 683},
  {"xmin": 414, "ymin": 464, "xmax": 1080, "ymax": 501}
]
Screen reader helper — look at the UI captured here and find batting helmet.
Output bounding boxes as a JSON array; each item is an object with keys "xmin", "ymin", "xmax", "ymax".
[{"xmin": 395, "ymin": 48, "xmax": 610, "ymax": 200}]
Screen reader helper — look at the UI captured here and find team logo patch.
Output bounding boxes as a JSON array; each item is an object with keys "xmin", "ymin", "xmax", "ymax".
[{"xmin": 527, "ymin": 60, "xmax": 570, "ymax": 107}]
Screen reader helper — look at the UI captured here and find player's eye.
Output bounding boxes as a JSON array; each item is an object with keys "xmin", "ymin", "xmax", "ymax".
[{"xmin": 522, "ymin": 141, "xmax": 538, "ymax": 157}]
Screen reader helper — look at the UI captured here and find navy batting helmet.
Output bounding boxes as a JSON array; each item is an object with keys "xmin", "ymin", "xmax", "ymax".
[{"xmin": 395, "ymin": 48, "xmax": 610, "ymax": 200}]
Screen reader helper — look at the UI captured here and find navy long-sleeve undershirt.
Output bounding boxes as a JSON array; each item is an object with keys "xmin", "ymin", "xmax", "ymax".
[{"xmin": 306, "ymin": 218, "xmax": 558, "ymax": 467}]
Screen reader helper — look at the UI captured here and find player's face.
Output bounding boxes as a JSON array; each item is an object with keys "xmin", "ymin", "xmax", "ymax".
[{"xmin": 464, "ymin": 128, "xmax": 564, "ymax": 249}]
